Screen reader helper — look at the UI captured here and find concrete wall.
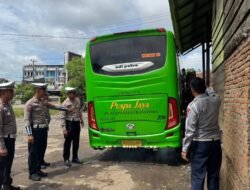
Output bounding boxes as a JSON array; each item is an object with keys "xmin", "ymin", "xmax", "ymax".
[{"xmin": 212, "ymin": 0, "xmax": 250, "ymax": 189}]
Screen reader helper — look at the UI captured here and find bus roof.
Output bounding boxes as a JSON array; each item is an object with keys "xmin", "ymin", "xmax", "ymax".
[{"xmin": 90, "ymin": 28, "xmax": 170, "ymax": 43}]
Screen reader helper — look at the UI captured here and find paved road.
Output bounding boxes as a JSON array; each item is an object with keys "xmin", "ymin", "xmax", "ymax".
[{"xmin": 12, "ymin": 113, "xmax": 191, "ymax": 190}]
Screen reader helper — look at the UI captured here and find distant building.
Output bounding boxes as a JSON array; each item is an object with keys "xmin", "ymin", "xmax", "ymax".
[
  {"xmin": 64, "ymin": 51, "xmax": 81, "ymax": 64},
  {"xmin": 23, "ymin": 64, "xmax": 66, "ymax": 90},
  {"xmin": 23, "ymin": 51, "xmax": 81, "ymax": 91}
]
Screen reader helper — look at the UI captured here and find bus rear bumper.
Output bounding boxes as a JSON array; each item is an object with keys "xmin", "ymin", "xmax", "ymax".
[{"xmin": 88, "ymin": 124, "xmax": 182, "ymax": 149}]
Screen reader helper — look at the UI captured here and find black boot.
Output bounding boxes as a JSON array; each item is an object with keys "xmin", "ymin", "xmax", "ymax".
[
  {"xmin": 72, "ymin": 158, "xmax": 83, "ymax": 164},
  {"xmin": 64, "ymin": 160, "xmax": 71, "ymax": 167},
  {"xmin": 29, "ymin": 173, "xmax": 41, "ymax": 181},
  {"xmin": 37, "ymin": 170, "xmax": 48, "ymax": 177},
  {"xmin": 42, "ymin": 161, "xmax": 50, "ymax": 166}
]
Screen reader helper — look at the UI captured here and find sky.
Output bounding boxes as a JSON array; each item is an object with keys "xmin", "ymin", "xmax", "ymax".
[{"xmin": 0, "ymin": 0, "xmax": 202, "ymax": 82}]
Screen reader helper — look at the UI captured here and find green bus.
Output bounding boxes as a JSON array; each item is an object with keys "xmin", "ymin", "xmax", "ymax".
[{"xmin": 85, "ymin": 28, "xmax": 181, "ymax": 150}]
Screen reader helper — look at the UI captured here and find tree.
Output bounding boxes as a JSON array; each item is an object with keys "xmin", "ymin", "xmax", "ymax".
[
  {"xmin": 66, "ymin": 57, "xmax": 85, "ymax": 91},
  {"xmin": 61, "ymin": 57, "xmax": 85, "ymax": 101},
  {"xmin": 15, "ymin": 83, "xmax": 34, "ymax": 103}
]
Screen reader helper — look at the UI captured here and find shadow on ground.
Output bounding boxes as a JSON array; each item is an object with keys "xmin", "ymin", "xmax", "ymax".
[{"xmin": 98, "ymin": 148, "xmax": 187, "ymax": 166}]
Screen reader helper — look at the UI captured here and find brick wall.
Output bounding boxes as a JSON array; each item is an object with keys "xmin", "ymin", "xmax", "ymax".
[{"xmin": 220, "ymin": 37, "xmax": 250, "ymax": 190}]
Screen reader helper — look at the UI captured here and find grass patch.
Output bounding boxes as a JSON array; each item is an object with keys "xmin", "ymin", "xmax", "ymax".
[
  {"xmin": 13, "ymin": 107, "xmax": 24, "ymax": 118},
  {"xmin": 13, "ymin": 106, "xmax": 61, "ymax": 118},
  {"xmin": 49, "ymin": 109, "xmax": 61, "ymax": 115}
]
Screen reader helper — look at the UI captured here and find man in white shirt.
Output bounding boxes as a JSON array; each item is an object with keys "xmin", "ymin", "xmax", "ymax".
[{"xmin": 182, "ymin": 78, "xmax": 222, "ymax": 190}]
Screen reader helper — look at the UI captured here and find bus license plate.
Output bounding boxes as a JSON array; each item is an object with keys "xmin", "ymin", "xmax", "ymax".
[{"xmin": 122, "ymin": 140, "xmax": 142, "ymax": 147}]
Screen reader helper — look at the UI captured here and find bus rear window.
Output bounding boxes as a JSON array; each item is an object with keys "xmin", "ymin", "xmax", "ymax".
[{"xmin": 90, "ymin": 35, "xmax": 166, "ymax": 75}]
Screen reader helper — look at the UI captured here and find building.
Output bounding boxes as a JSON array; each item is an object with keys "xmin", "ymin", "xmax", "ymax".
[
  {"xmin": 23, "ymin": 52, "xmax": 82, "ymax": 92},
  {"xmin": 169, "ymin": 0, "xmax": 250, "ymax": 189},
  {"xmin": 64, "ymin": 51, "xmax": 81, "ymax": 64},
  {"xmin": 23, "ymin": 64, "xmax": 66, "ymax": 90}
]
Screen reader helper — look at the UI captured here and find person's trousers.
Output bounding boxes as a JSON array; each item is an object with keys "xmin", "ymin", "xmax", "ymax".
[
  {"xmin": 190, "ymin": 140, "xmax": 222, "ymax": 190},
  {"xmin": 63, "ymin": 120, "xmax": 80, "ymax": 161},
  {"xmin": 41, "ymin": 128, "xmax": 48, "ymax": 164},
  {"xmin": 28, "ymin": 128, "xmax": 47, "ymax": 175},
  {"xmin": 0, "ymin": 138, "xmax": 15, "ymax": 187}
]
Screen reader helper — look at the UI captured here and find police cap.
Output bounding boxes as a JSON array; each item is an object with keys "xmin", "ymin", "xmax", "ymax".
[
  {"xmin": 65, "ymin": 87, "xmax": 76, "ymax": 93},
  {"xmin": 0, "ymin": 81, "xmax": 15, "ymax": 90},
  {"xmin": 32, "ymin": 83, "xmax": 48, "ymax": 89}
]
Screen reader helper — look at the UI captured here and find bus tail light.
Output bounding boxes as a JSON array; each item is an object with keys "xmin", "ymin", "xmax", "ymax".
[
  {"xmin": 88, "ymin": 102, "xmax": 99, "ymax": 130},
  {"xmin": 157, "ymin": 28, "xmax": 166, "ymax": 33},
  {"xmin": 166, "ymin": 98, "xmax": 179, "ymax": 129},
  {"xmin": 90, "ymin": 37, "xmax": 97, "ymax": 42}
]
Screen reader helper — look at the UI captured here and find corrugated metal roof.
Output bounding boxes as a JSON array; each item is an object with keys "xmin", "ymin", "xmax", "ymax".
[{"xmin": 169, "ymin": 0, "xmax": 212, "ymax": 54}]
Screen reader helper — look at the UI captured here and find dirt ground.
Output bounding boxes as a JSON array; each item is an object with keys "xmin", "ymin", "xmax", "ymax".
[{"xmin": 11, "ymin": 112, "xmax": 191, "ymax": 190}]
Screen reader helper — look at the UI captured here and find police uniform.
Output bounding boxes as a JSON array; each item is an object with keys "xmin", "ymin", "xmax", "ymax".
[
  {"xmin": 40, "ymin": 93, "xmax": 51, "ymax": 169},
  {"xmin": 0, "ymin": 81, "xmax": 20, "ymax": 190},
  {"xmin": 24, "ymin": 83, "xmax": 49, "ymax": 181},
  {"xmin": 61, "ymin": 87, "xmax": 83, "ymax": 166},
  {"xmin": 182, "ymin": 89, "xmax": 222, "ymax": 190},
  {"xmin": 41, "ymin": 93, "xmax": 67, "ymax": 169}
]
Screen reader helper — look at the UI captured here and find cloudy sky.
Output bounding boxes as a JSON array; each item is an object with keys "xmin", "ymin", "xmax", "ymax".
[{"xmin": 0, "ymin": 0, "xmax": 202, "ymax": 82}]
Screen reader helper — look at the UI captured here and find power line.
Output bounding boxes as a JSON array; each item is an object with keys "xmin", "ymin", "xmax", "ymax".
[
  {"xmin": 86, "ymin": 17, "xmax": 168, "ymax": 35},
  {"xmin": 75, "ymin": 13, "xmax": 169, "ymax": 35},
  {"xmin": 0, "ymin": 18, "xmax": 166, "ymax": 41},
  {"xmin": 0, "ymin": 13, "xmax": 169, "ymax": 41},
  {"xmin": 0, "ymin": 33, "xmax": 89, "ymax": 39}
]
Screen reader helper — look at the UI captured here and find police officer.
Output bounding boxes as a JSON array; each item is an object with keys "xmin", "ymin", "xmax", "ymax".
[
  {"xmin": 182, "ymin": 78, "xmax": 222, "ymax": 190},
  {"xmin": 24, "ymin": 83, "xmax": 67, "ymax": 181},
  {"xmin": 37, "ymin": 92, "xmax": 51, "ymax": 169},
  {"xmin": 0, "ymin": 81, "xmax": 21, "ymax": 190},
  {"xmin": 24, "ymin": 83, "xmax": 49, "ymax": 181},
  {"xmin": 61, "ymin": 87, "xmax": 84, "ymax": 167}
]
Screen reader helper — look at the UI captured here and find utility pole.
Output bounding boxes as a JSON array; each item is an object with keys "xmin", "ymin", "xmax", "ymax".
[{"xmin": 30, "ymin": 59, "xmax": 37, "ymax": 81}]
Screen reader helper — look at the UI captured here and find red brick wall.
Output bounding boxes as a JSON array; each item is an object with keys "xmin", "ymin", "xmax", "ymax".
[{"xmin": 220, "ymin": 37, "xmax": 250, "ymax": 190}]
